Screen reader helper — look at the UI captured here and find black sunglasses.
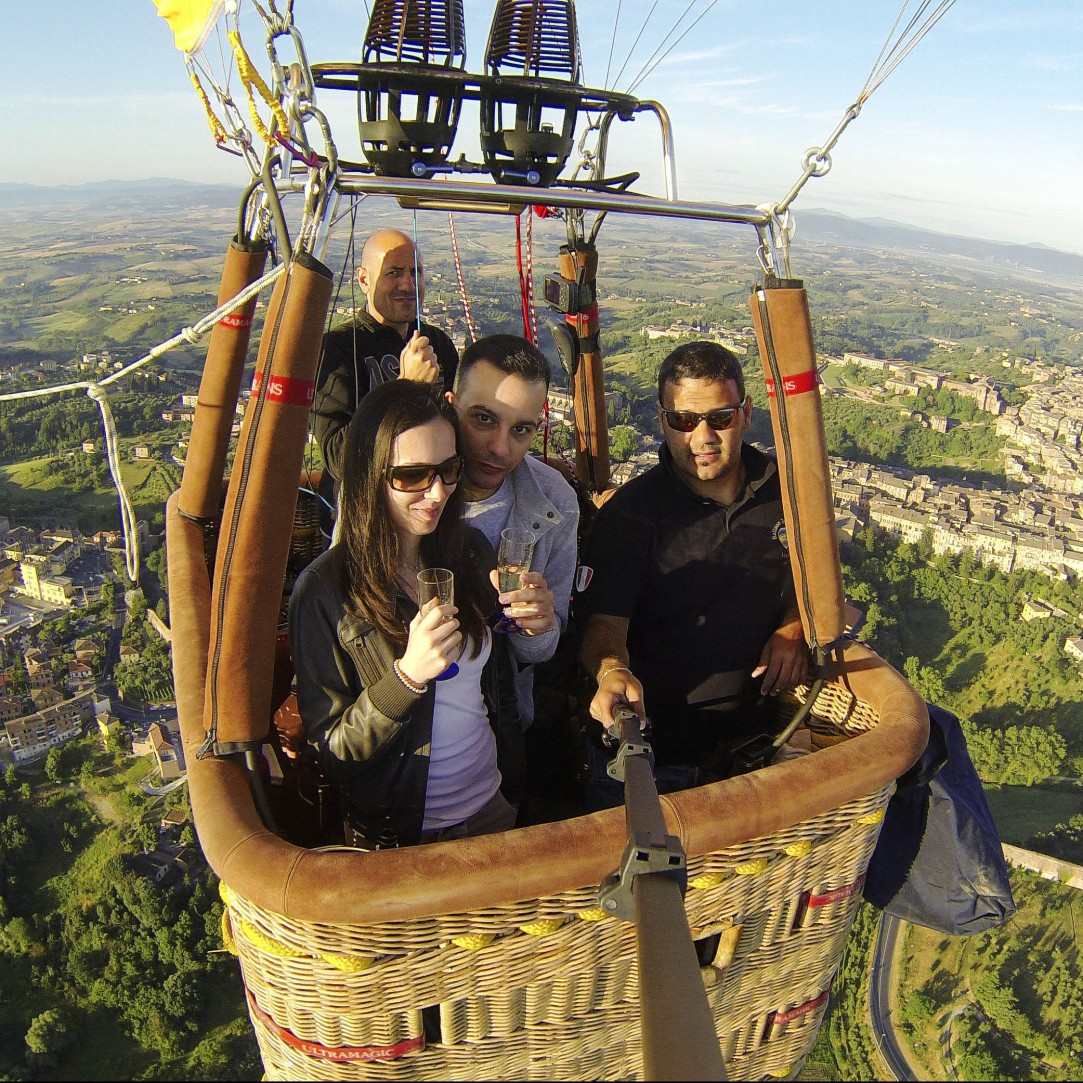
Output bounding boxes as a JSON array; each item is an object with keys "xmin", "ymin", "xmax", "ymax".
[
  {"xmin": 385, "ymin": 454, "xmax": 463, "ymax": 492},
  {"xmin": 659, "ymin": 399, "xmax": 746, "ymax": 433}
]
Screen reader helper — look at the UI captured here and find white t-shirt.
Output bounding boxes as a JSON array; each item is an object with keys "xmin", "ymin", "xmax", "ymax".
[
  {"xmin": 422, "ymin": 628, "xmax": 501, "ymax": 830},
  {"xmin": 462, "ymin": 479, "xmax": 512, "ymax": 550}
]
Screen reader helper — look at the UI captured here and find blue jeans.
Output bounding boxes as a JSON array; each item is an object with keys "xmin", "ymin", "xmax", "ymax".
[
  {"xmin": 418, "ymin": 789, "xmax": 518, "ymax": 844},
  {"xmin": 583, "ymin": 741, "xmax": 700, "ymax": 812}
]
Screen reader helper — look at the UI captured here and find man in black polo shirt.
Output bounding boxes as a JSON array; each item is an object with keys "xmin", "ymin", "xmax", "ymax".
[{"xmin": 576, "ymin": 341, "xmax": 808, "ymax": 802}]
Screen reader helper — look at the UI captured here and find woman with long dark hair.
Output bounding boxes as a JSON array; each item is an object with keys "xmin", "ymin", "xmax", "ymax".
[{"xmin": 288, "ymin": 380, "xmax": 522, "ymax": 847}]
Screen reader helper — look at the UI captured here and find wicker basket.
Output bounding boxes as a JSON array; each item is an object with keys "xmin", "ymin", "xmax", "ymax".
[
  {"xmin": 167, "ymin": 493, "xmax": 927, "ymax": 1081},
  {"xmin": 219, "ymin": 687, "xmax": 891, "ymax": 1081}
]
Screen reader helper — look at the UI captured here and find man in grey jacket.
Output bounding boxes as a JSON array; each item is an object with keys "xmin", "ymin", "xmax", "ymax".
[{"xmin": 447, "ymin": 335, "xmax": 580, "ymax": 732}]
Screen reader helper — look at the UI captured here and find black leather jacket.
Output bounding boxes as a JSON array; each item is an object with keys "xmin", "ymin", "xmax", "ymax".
[{"xmin": 287, "ymin": 542, "xmax": 523, "ymax": 847}]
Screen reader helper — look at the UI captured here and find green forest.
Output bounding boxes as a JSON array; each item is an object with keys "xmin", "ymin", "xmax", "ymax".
[
  {"xmin": 0, "ymin": 744, "xmax": 261, "ymax": 1081},
  {"xmin": 895, "ymin": 871, "xmax": 1082, "ymax": 1080},
  {"xmin": 840, "ymin": 526, "xmax": 1083, "ymax": 783}
]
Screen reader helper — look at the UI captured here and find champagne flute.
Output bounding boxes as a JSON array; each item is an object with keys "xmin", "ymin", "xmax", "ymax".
[
  {"xmin": 416, "ymin": 568, "xmax": 458, "ymax": 680},
  {"xmin": 495, "ymin": 528, "xmax": 536, "ymax": 633}
]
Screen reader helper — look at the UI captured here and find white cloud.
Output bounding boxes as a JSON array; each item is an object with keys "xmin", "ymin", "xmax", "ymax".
[
  {"xmin": 1023, "ymin": 52, "xmax": 1083, "ymax": 71},
  {"xmin": 655, "ymin": 43, "xmax": 745, "ymax": 65}
]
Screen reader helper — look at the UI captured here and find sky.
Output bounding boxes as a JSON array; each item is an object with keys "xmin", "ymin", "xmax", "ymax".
[{"xmin": 5, "ymin": 1, "xmax": 1083, "ymax": 255}]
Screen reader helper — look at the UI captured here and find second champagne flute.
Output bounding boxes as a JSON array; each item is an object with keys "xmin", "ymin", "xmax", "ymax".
[{"xmin": 495, "ymin": 528, "xmax": 536, "ymax": 633}]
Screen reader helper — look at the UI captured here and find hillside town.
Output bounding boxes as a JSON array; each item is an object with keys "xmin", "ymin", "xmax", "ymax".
[
  {"xmin": 2, "ymin": 329, "xmax": 1083, "ymax": 769},
  {"xmin": 0, "ymin": 515, "xmax": 182, "ymax": 771}
]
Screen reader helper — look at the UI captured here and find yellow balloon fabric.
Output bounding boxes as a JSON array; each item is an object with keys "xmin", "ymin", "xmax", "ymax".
[{"xmin": 153, "ymin": 0, "xmax": 224, "ymax": 54}]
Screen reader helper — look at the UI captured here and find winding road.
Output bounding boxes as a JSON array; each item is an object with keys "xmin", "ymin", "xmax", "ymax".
[{"xmin": 869, "ymin": 913, "xmax": 923, "ymax": 1081}]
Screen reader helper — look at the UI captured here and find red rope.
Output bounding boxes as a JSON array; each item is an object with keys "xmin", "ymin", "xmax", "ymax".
[
  {"xmin": 525, "ymin": 209, "xmax": 538, "ymax": 345},
  {"xmin": 514, "ymin": 214, "xmax": 534, "ymax": 344},
  {"xmin": 448, "ymin": 212, "xmax": 478, "ymax": 343}
]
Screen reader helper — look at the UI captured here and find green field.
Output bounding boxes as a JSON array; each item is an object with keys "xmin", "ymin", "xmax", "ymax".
[
  {"xmin": 0, "ymin": 454, "xmax": 176, "ymax": 532},
  {"xmin": 983, "ymin": 785, "xmax": 1083, "ymax": 846}
]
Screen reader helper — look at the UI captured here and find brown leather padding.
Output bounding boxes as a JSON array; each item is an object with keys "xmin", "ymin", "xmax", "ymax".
[
  {"xmin": 202, "ymin": 254, "xmax": 333, "ymax": 749},
  {"xmin": 750, "ymin": 282, "xmax": 847, "ymax": 651},
  {"xmin": 560, "ymin": 245, "xmax": 610, "ymax": 493},
  {"xmin": 178, "ymin": 240, "xmax": 268, "ymax": 521},
  {"xmin": 169, "ymin": 488, "xmax": 927, "ymax": 925}
]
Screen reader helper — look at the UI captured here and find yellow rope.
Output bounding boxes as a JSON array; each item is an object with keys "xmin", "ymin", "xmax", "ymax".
[
  {"xmin": 784, "ymin": 840, "xmax": 813, "ymax": 858},
  {"xmin": 227, "ymin": 28, "xmax": 288, "ymax": 145},
  {"xmin": 577, "ymin": 908, "xmax": 608, "ymax": 922},
  {"xmin": 451, "ymin": 934, "xmax": 495, "ymax": 951},
  {"xmin": 319, "ymin": 952, "xmax": 376, "ymax": 972},
  {"xmin": 188, "ymin": 66, "xmax": 228, "ymax": 144},
  {"xmin": 858, "ymin": 808, "xmax": 886, "ymax": 826},
  {"xmin": 519, "ymin": 919, "xmax": 565, "ymax": 937},
  {"xmin": 220, "ymin": 881, "xmax": 374, "ymax": 971},
  {"xmin": 238, "ymin": 919, "xmax": 307, "ymax": 958},
  {"xmin": 734, "ymin": 857, "xmax": 769, "ymax": 876},
  {"xmin": 221, "ymin": 909, "xmax": 238, "ymax": 956},
  {"xmin": 690, "ymin": 872, "xmax": 726, "ymax": 890}
]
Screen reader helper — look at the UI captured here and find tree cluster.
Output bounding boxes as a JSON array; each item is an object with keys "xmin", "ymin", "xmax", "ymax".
[
  {"xmin": 0, "ymin": 753, "xmax": 261, "ymax": 1080},
  {"xmin": 841, "ymin": 528, "xmax": 1082, "ymax": 776}
]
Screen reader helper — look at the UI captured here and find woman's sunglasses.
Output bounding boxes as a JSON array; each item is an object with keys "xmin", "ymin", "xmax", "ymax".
[
  {"xmin": 385, "ymin": 454, "xmax": 464, "ymax": 492},
  {"xmin": 659, "ymin": 400, "xmax": 746, "ymax": 433}
]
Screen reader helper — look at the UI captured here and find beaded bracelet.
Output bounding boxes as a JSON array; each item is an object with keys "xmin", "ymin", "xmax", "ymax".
[{"xmin": 393, "ymin": 659, "xmax": 427, "ymax": 695}]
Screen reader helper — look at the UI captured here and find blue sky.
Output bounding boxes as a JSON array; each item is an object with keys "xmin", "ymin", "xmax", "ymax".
[{"xmin": 6, "ymin": 1, "xmax": 1083, "ymax": 254}]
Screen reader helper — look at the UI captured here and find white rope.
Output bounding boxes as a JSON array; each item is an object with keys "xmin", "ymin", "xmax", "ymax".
[
  {"xmin": 610, "ymin": 0, "xmax": 660, "ymax": 91},
  {"xmin": 625, "ymin": 1, "xmax": 721, "ymax": 99},
  {"xmin": 603, "ymin": 0, "xmax": 623, "ymax": 90},
  {"xmin": 86, "ymin": 384, "xmax": 142, "ymax": 583},
  {"xmin": 0, "ymin": 262, "xmax": 285, "ymax": 581},
  {"xmin": 0, "ymin": 264, "xmax": 284, "ymax": 406},
  {"xmin": 859, "ymin": 0, "xmax": 958, "ymax": 103},
  {"xmin": 773, "ymin": 0, "xmax": 958, "ymax": 217}
]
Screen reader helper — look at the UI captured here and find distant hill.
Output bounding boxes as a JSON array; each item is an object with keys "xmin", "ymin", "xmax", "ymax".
[
  {"xmin": 796, "ymin": 208, "xmax": 1083, "ymax": 282},
  {"xmin": 3, "ymin": 181, "xmax": 1083, "ymax": 283},
  {"xmin": 0, "ymin": 178, "xmax": 238, "ymax": 213}
]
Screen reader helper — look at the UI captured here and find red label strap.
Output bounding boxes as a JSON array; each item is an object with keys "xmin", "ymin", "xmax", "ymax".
[
  {"xmin": 765, "ymin": 369, "xmax": 819, "ymax": 397},
  {"xmin": 247, "ymin": 992, "xmax": 425, "ymax": 1063},
  {"xmin": 250, "ymin": 371, "xmax": 315, "ymax": 407},
  {"xmin": 219, "ymin": 312, "xmax": 253, "ymax": 329},
  {"xmin": 768, "ymin": 990, "xmax": 829, "ymax": 1028},
  {"xmin": 808, "ymin": 874, "xmax": 865, "ymax": 909}
]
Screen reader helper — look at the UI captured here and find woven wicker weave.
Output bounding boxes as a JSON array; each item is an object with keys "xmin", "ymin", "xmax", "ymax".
[{"xmin": 218, "ymin": 684, "xmax": 893, "ymax": 1081}]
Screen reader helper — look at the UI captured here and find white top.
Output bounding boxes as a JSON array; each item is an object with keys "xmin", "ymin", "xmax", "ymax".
[
  {"xmin": 422, "ymin": 628, "xmax": 500, "ymax": 830},
  {"xmin": 462, "ymin": 478, "xmax": 512, "ymax": 549}
]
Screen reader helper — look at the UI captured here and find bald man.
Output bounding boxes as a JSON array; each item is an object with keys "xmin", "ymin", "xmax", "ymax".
[{"xmin": 313, "ymin": 228, "xmax": 459, "ymax": 482}]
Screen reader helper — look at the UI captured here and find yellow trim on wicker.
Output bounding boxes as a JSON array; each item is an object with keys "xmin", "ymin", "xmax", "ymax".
[
  {"xmin": 734, "ymin": 857, "xmax": 770, "ymax": 876},
  {"xmin": 451, "ymin": 934, "xmax": 495, "ymax": 951},
  {"xmin": 858, "ymin": 807, "xmax": 886, "ymax": 825},
  {"xmin": 577, "ymin": 908, "xmax": 608, "ymax": 922},
  {"xmin": 227, "ymin": 28, "xmax": 288, "ymax": 145},
  {"xmin": 519, "ymin": 919, "xmax": 565, "ymax": 936},
  {"xmin": 221, "ymin": 908, "xmax": 238, "ymax": 955},
  {"xmin": 319, "ymin": 952, "xmax": 376, "ymax": 972},
  {"xmin": 221, "ymin": 881, "xmax": 373, "ymax": 970},
  {"xmin": 690, "ymin": 872, "xmax": 726, "ymax": 890},
  {"xmin": 784, "ymin": 840, "xmax": 813, "ymax": 857},
  {"xmin": 238, "ymin": 919, "xmax": 307, "ymax": 958}
]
